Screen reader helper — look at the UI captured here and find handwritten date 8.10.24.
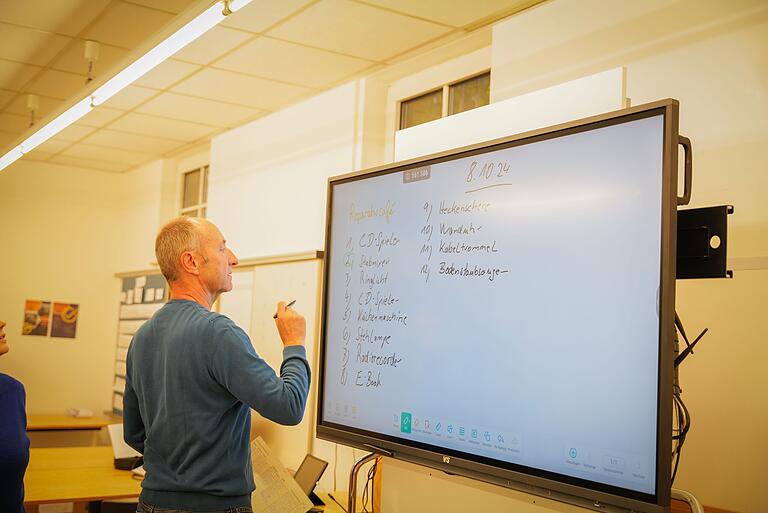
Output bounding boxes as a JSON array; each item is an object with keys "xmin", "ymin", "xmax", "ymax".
[{"xmin": 466, "ymin": 160, "xmax": 511, "ymax": 184}]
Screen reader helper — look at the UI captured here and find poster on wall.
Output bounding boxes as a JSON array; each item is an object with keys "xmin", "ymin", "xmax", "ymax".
[
  {"xmin": 22, "ymin": 300, "xmax": 50, "ymax": 336},
  {"xmin": 51, "ymin": 302, "xmax": 79, "ymax": 338}
]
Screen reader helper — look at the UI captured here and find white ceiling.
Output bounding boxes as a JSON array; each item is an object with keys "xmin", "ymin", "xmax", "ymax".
[{"xmin": 0, "ymin": 0, "xmax": 539, "ymax": 173}]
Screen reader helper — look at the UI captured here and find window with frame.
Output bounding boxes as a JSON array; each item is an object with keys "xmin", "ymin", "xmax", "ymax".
[
  {"xmin": 180, "ymin": 165, "xmax": 208, "ymax": 218},
  {"xmin": 399, "ymin": 71, "xmax": 490, "ymax": 130}
]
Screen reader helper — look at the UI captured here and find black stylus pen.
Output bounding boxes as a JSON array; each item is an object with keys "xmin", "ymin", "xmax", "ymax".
[{"xmin": 273, "ymin": 299, "xmax": 296, "ymax": 319}]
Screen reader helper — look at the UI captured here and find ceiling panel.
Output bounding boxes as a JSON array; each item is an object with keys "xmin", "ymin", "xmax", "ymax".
[
  {"xmin": 0, "ymin": 24, "xmax": 73, "ymax": 66},
  {"xmin": 269, "ymin": 0, "xmax": 453, "ymax": 61},
  {"xmin": 361, "ymin": 0, "xmax": 529, "ymax": 28},
  {"xmin": 125, "ymin": 0, "xmax": 199, "ymax": 15},
  {"xmin": 82, "ymin": 2, "xmax": 174, "ymax": 48},
  {"xmin": 61, "ymin": 143, "xmax": 156, "ymax": 166},
  {"xmin": 76, "ymin": 106, "xmax": 126, "ymax": 128},
  {"xmin": 48, "ymin": 154, "xmax": 132, "ymax": 173},
  {"xmin": 0, "ymin": 130, "xmax": 19, "ymax": 148},
  {"xmin": 3, "ymin": 94, "xmax": 63, "ymax": 122},
  {"xmin": 132, "ymin": 59, "xmax": 201, "ymax": 89},
  {"xmin": 100, "ymin": 85, "xmax": 160, "ymax": 110},
  {"xmin": 215, "ymin": 36, "xmax": 375, "ymax": 88},
  {"xmin": 50, "ymin": 41, "xmax": 130, "ymax": 77},
  {"xmin": 172, "ymin": 68, "xmax": 315, "ymax": 110},
  {"xmin": 108, "ymin": 112, "xmax": 219, "ymax": 141},
  {"xmin": 221, "ymin": 0, "xmax": 314, "ymax": 33},
  {"xmin": 136, "ymin": 92, "xmax": 263, "ymax": 127},
  {"xmin": 26, "ymin": 69, "xmax": 88, "ymax": 100},
  {"xmin": 53, "ymin": 123, "xmax": 96, "ymax": 142},
  {"xmin": 172, "ymin": 26, "xmax": 253, "ymax": 65},
  {"xmin": 24, "ymin": 151, "xmax": 55, "ymax": 161},
  {"xmin": 0, "ymin": 60, "xmax": 43, "ymax": 91},
  {"xmin": 0, "ymin": 88, "xmax": 17, "ymax": 109},
  {"xmin": 81, "ymin": 128, "xmax": 182, "ymax": 154},
  {"xmin": 0, "ymin": 112, "xmax": 30, "ymax": 133},
  {"xmin": 29, "ymin": 137, "xmax": 72, "ymax": 155},
  {"xmin": 0, "ymin": 0, "xmax": 111, "ymax": 36}
]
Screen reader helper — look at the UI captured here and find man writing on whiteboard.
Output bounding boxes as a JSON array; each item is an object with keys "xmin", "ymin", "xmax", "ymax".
[{"xmin": 123, "ymin": 217, "xmax": 310, "ymax": 512}]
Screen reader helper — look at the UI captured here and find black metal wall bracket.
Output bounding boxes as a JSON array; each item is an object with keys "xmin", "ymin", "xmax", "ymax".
[{"xmin": 676, "ymin": 205, "xmax": 733, "ymax": 279}]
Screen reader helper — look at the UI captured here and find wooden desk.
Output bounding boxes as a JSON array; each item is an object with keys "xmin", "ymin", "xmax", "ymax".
[
  {"xmin": 26, "ymin": 448, "xmax": 351, "ymax": 512},
  {"xmin": 25, "ymin": 446, "xmax": 141, "ymax": 505},
  {"xmin": 27, "ymin": 414, "xmax": 112, "ymax": 431}
]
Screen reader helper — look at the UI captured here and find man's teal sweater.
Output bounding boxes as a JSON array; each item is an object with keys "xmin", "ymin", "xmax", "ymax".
[{"xmin": 123, "ymin": 299, "xmax": 310, "ymax": 510}]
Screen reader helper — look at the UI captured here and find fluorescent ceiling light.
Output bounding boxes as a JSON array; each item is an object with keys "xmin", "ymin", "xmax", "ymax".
[
  {"xmin": 92, "ymin": 3, "xmax": 224, "ymax": 106},
  {"xmin": 20, "ymin": 98, "xmax": 93, "ymax": 153},
  {"xmin": 0, "ymin": 0, "xmax": 252, "ymax": 172},
  {"xmin": 0, "ymin": 146, "xmax": 23, "ymax": 170},
  {"xmin": 94, "ymin": 0, "xmax": 251, "ymax": 105}
]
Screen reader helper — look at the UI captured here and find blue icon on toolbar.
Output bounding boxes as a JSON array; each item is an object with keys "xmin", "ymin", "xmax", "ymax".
[{"xmin": 400, "ymin": 412, "xmax": 412, "ymax": 433}]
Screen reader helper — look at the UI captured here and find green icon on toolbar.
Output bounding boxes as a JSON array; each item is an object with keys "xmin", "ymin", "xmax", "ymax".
[{"xmin": 400, "ymin": 412, "xmax": 412, "ymax": 433}]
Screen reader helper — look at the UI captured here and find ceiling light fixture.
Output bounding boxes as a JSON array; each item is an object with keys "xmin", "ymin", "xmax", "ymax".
[
  {"xmin": 20, "ymin": 97, "xmax": 93, "ymax": 154},
  {"xmin": 27, "ymin": 94, "xmax": 40, "ymax": 127},
  {"xmin": 84, "ymin": 40, "xmax": 100, "ymax": 84},
  {"xmin": 0, "ymin": 0, "xmax": 252, "ymax": 172}
]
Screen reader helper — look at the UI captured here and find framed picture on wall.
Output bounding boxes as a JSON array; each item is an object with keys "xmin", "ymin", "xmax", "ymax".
[
  {"xmin": 51, "ymin": 302, "xmax": 79, "ymax": 339},
  {"xmin": 22, "ymin": 299, "xmax": 50, "ymax": 336}
]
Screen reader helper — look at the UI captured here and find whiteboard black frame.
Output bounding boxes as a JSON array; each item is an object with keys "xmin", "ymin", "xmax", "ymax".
[{"xmin": 317, "ymin": 99, "xmax": 678, "ymax": 513}]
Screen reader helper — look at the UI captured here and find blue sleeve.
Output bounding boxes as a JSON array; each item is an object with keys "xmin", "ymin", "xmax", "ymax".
[
  {"xmin": 0, "ymin": 375, "xmax": 29, "ymax": 513},
  {"xmin": 210, "ymin": 320, "xmax": 311, "ymax": 426},
  {"xmin": 123, "ymin": 340, "xmax": 145, "ymax": 454}
]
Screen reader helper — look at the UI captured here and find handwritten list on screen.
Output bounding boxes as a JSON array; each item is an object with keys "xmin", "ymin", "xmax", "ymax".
[{"xmin": 323, "ymin": 114, "xmax": 665, "ymax": 495}]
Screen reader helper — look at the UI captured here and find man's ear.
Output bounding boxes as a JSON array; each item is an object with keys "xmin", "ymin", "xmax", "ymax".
[{"xmin": 179, "ymin": 250, "xmax": 201, "ymax": 276}]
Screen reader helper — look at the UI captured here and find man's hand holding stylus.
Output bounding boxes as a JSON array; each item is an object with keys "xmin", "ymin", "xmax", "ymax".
[{"xmin": 274, "ymin": 300, "xmax": 305, "ymax": 347}]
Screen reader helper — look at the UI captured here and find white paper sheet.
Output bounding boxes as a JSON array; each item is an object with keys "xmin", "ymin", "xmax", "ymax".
[
  {"xmin": 107, "ymin": 423, "xmax": 142, "ymax": 459},
  {"xmin": 251, "ymin": 437, "xmax": 313, "ymax": 513}
]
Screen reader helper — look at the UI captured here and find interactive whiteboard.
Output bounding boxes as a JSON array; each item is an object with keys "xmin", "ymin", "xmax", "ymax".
[{"xmin": 318, "ymin": 100, "xmax": 678, "ymax": 513}]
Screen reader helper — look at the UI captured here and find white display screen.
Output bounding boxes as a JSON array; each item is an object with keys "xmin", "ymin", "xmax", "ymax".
[{"xmin": 321, "ymin": 114, "xmax": 665, "ymax": 497}]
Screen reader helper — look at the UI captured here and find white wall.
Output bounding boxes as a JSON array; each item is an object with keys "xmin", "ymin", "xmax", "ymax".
[
  {"xmin": 114, "ymin": 160, "xmax": 164, "ymax": 272},
  {"xmin": 208, "ymin": 82, "xmax": 359, "ymax": 258},
  {"xmin": 0, "ymin": 158, "xmax": 163, "ymax": 415}
]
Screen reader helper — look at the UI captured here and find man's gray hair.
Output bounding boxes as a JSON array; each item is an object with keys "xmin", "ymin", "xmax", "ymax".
[{"xmin": 155, "ymin": 217, "xmax": 204, "ymax": 282}]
